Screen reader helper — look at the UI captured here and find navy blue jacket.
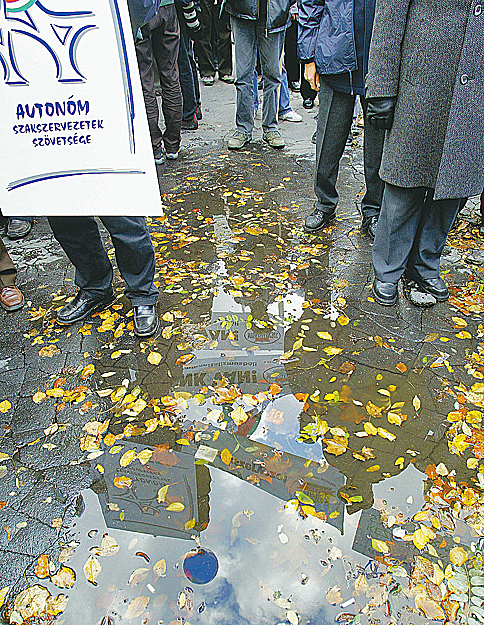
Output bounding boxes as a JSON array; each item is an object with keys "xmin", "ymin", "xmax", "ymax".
[
  {"xmin": 222, "ymin": 0, "xmax": 293, "ymax": 33},
  {"xmin": 298, "ymin": 0, "xmax": 376, "ymax": 95}
]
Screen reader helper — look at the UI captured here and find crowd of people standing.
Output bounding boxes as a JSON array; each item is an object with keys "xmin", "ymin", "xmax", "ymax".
[{"xmin": 1, "ymin": 0, "xmax": 483, "ymax": 330}]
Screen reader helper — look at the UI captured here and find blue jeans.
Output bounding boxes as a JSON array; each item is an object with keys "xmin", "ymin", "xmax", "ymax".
[
  {"xmin": 254, "ymin": 61, "xmax": 291, "ymax": 116},
  {"xmin": 231, "ymin": 16, "xmax": 284, "ymax": 138}
]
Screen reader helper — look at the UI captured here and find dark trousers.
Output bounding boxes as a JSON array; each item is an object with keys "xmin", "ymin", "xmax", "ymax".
[
  {"xmin": 196, "ymin": 0, "xmax": 232, "ymax": 77},
  {"xmin": 177, "ymin": 6, "xmax": 201, "ymax": 121},
  {"xmin": 372, "ymin": 184, "xmax": 460, "ymax": 283},
  {"xmin": 0, "ymin": 238, "xmax": 16, "ymax": 288},
  {"xmin": 136, "ymin": 4, "xmax": 182, "ymax": 154},
  {"xmin": 284, "ymin": 19, "xmax": 316, "ymax": 102},
  {"xmin": 315, "ymin": 81, "xmax": 385, "ymax": 219},
  {"xmin": 48, "ymin": 217, "xmax": 159, "ymax": 305}
]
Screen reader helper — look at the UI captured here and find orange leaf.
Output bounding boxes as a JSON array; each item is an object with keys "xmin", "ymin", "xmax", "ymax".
[
  {"xmin": 269, "ymin": 383, "xmax": 282, "ymax": 396},
  {"xmin": 34, "ymin": 554, "xmax": 50, "ymax": 579},
  {"xmin": 396, "ymin": 362, "xmax": 407, "ymax": 373},
  {"xmin": 175, "ymin": 354, "xmax": 195, "ymax": 366},
  {"xmin": 220, "ymin": 449, "xmax": 233, "ymax": 466},
  {"xmin": 113, "ymin": 476, "xmax": 132, "ymax": 489}
]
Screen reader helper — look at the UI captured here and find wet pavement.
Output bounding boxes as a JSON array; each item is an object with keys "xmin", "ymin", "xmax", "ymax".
[{"xmin": 2, "ymin": 80, "xmax": 484, "ymax": 625}]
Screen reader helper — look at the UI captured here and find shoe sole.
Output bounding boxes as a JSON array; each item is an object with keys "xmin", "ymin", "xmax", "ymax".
[
  {"xmin": 0, "ymin": 296, "xmax": 25, "ymax": 312},
  {"xmin": 228, "ymin": 142, "xmax": 248, "ymax": 150},
  {"xmin": 304, "ymin": 214, "xmax": 336, "ymax": 233},
  {"xmin": 372, "ymin": 284, "xmax": 397, "ymax": 306},
  {"xmin": 264, "ymin": 141, "xmax": 285, "ymax": 149},
  {"xmin": 56, "ymin": 294, "xmax": 116, "ymax": 325}
]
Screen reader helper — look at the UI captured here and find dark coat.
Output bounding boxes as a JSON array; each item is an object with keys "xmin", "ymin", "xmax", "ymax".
[
  {"xmin": 127, "ymin": 0, "xmax": 162, "ymax": 35},
  {"xmin": 366, "ymin": 0, "xmax": 484, "ymax": 200},
  {"xmin": 222, "ymin": 0, "xmax": 292, "ymax": 33},
  {"xmin": 298, "ymin": 0, "xmax": 377, "ymax": 95}
]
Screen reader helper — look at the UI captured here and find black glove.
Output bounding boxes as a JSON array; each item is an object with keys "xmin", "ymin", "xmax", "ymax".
[
  {"xmin": 366, "ymin": 97, "xmax": 396, "ymax": 131},
  {"xmin": 182, "ymin": 1, "xmax": 202, "ymax": 40}
]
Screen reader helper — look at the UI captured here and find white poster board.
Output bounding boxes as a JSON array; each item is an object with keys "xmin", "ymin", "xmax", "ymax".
[{"xmin": 0, "ymin": 0, "xmax": 163, "ymax": 215}]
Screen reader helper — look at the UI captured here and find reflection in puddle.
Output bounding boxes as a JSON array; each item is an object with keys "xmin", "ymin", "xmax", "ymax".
[{"xmin": 5, "ymin": 167, "xmax": 484, "ymax": 625}]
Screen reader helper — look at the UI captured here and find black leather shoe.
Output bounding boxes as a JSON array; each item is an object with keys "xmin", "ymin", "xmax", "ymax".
[
  {"xmin": 303, "ymin": 98, "xmax": 314, "ymax": 109},
  {"xmin": 305, "ymin": 208, "xmax": 336, "ymax": 233},
  {"xmin": 57, "ymin": 289, "xmax": 115, "ymax": 324},
  {"xmin": 372, "ymin": 279, "xmax": 398, "ymax": 306},
  {"xmin": 361, "ymin": 215, "xmax": 378, "ymax": 240},
  {"xmin": 133, "ymin": 305, "xmax": 159, "ymax": 337},
  {"xmin": 404, "ymin": 273, "xmax": 449, "ymax": 302},
  {"xmin": 289, "ymin": 80, "xmax": 301, "ymax": 92}
]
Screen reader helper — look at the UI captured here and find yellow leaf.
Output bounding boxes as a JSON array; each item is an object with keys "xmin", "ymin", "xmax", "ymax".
[
  {"xmin": 147, "ymin": 351, "xmax": 162, "ymax": 365},
  {"xmin": 413, "ymin": 525, "xmax": 436, "ymax": 550},
  {"xmin": 153, "ymin": 559, "xmax": 166, "ymax": 578},
  {"xmin": 395, "ymin": 457, "xmax": 405, "ymax": 468},
  {"xmin": 449, "ymin": 546, "xmax": 469, "ymax": 566},
  {"xmin": 157, "ymin": 485, "xmax": 170, "ymax": 503},
  {"xmin": 366, "ymin": 465, "xmax": 380, "ymax": 472},
  {"xmin": 337, "ymin": 315, "xmax": 350, "ymax": 326},
  {"xmin": 316, "ymin": 331, "xmax": 333, "ymax": 340},
  {"xmin": 174, "ymin": 353, "xmax": 195, "ymax": 365},
  {"xmin": 0, "ymin": 587, "xmax": 9, "ymax": 610},
  {"xmin": 292, "ymin": 338, "xmax": 303, "ymax": 351},
  {"xmin": 176, "ymin": 439, "xmax": 191, "ymax": 446},
  {"xmin": 80, "ymin": 364, "xmax": 95, "ymax": 379},
  {"xmin": 32, "ymin": 391, "xmax": 46, "ymax": 404},
  {"xmin": 371, "ymin": 538, "xmax": 389, "ymax": 554},
  {"xmin": 221, "ymin": 448, "xmax": 233, "ymax": 466},
  {"xmin": 324, "ymin": 438, "xmax": 348, "ymax": 456},
  {"xmin": 377, "ymin": 427, "xmax": 397, "ymax": 441},
  {"xmin": 364, "ymin": 422, "xmax": 378, "ymax": 435},
  {"xmin": 456, "ymin": 331, "xmax": 472, "ymax": 339},
  {"xmin": 323, "ymin": 346, "xmax": 343, "ymax": 356},
  {"xmin": 0, "ymin": 401, "xmax": 11, "ymax": 413},
  {"xmin": 50, "ymin": 566, "xmax": 76, "ymax": 589},
  {"xmin": 231, "ymin": 405, "xmax": 248, "ymax": 425},
  {"xmin": 83, "ymin": 555, "xmax": 102, "ymax": 585},
  {"xmin": 137, "ymin": 449, "xmax": 153, "ymax": 465},
  {"xmin": 467, "ymin": 457, "xmax": 479, "ymax": 469},
  {"xmin": 34, "ymin": 555, "xmax": 50, "ymax": 579},
  {"xmin": 111, "ymin": 350, "xmax": 122, "ymax": 359},
  {"xmin": 166, "ymin": 502, "xmax": 185, "ymax": 512},
  {"xmin": 366, "ymin": 401, "xmax": 384, "ymax": 418},
  {"xmin": 387, "ymin": 412, "xmax": 407, "ymax": 426},
  {"xmin": 424, "ymin": 332, "xmax": 439, "ymax": 342},
  {"xmin": 185, "ymin": 518, "xmax": 195, "ymax": 530},
  {"xmin": 412, "ymin": 396, "xmax": 421, "ymax": 412},
  {"xmin": 119, "ymin": 449, "xmax": 137, "ymax": 468}
]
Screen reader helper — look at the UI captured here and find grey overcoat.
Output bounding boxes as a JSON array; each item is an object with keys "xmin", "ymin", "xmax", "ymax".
[{"xmin": 365, "ymin": 0, "xmax": 484, "ymax": 200}]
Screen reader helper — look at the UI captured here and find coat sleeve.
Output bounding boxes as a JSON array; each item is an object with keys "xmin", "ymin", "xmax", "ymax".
[
  {"xmin": 297, "ymin": 0, "xmax": 324, "ymax": 63},
  {"xmin": 365, "ymin": 0, "xmax": 412, "ymax": 98}
]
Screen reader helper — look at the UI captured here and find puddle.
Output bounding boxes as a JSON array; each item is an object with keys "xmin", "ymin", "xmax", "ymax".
[{"xmin": 4, "ymin": 162, "xmax": 484, "ymax": 625}]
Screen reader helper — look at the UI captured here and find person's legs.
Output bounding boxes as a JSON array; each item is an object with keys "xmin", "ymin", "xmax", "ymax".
[
  {"xmin": 152, "ymin": 4, "xmax": 182, "ymax": 154},
  {"xmin": 231, "ymin": 16, "xmax": 257, "ymax": 139},
  {"xmin": 48, "ymin": 217, "xmax": 114, "ymax": 296},
  {"xmin": 313, "ymin": 83, "xmax": 355, "ymax": 214},
  {"xmin": 360, "ymin": 95, "xmax": 385, "ymax": 221},
  {"xmin": 177, "ymin": 10, "xmax": 198, "ymax": 123},
  {"xmin": 372, "ymin": 184, "xmax": 427, "ymax": 284},
  {"xmin": 99, "ymin": 217, "xmax": 159, "ymax": 306},
  {"xmin": 257, "ymin": 24, "xmax": 284, "ymax": 133},
  {"xmin": 135, "ymin": 26, "xmax": 164, "ymax": 156},
  {"xmin": 407, "ymin": 193, "xmax": 460, "ymax": 280},
  {"xmin": 197, "ymin": 0, "xmax": 216, "ymax": 78},
  {"xmin": 278, "ymin": 61, "xmax": 292, "ymax": 116},
  {"xmin": 0, "ymin": 238, "xmax": 17, "ymax": 288},
  {"xmin": 284, "ymin": 19, "xmax": 299, "ymax": 85},
  {"xmin": 216, "ymin": 6, "xmax": 233, "ymax": 77},
  {"xmin": 300, "ymin": 75, "xmax": 317, "ymax": 102},
  {"xmin": 0, "ymin": 237, "xmax": 23, "ymax": 311}
]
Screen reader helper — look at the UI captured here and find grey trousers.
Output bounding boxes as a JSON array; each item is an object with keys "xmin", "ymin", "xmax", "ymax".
[
  {"xmin": 315, "ymin": 81, "xmax": 385, "ymax": 219},
  {"xmin": 372, "ymin": 183, "xmax": 460, "ymax": 283},
  {"xmin": 48, "ymin": 217, "xmax": 159, "ymax": 305}
]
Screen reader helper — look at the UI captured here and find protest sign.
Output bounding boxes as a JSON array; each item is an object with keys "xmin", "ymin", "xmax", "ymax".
[{"xmin": 0, "ymin": 0, "xmax": 162, "ymax": 215}]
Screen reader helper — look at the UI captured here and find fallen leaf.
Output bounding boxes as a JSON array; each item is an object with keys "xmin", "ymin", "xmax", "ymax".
[
  {"xmin": 153, "ymin": 559, "xmax": 166, "ymax": 578},
  {"xmin": 166, "ymin": 502, "xmax": 185, "ymax": 512},
  {"xmin": 125, "ymin": 596, "xmax": 149, "ymax": 619},
  {"xmin": 83, "ymin": 556, "xmax": 102, "ymax": 585},
  {"xmin": 326, "ymin": 585, "xmax": 343, "ymax": 605},
  {"xmin": 50, "ymin": 566, "xmax": 76, "ymax": 589},
  {"xmin": 371, "ymin": 538, "xmax": 389, "ymax": 554},
  {"xmin": 113, "ymin": 476, "xmax": 132, "ymax": 489},
  {"xmin": 221, "ymin": 448, "xmax": 233, "ymax": 465},
  {"xmin": 147, "ymin": 351, "xmax": 162, "ymax": 366}
]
